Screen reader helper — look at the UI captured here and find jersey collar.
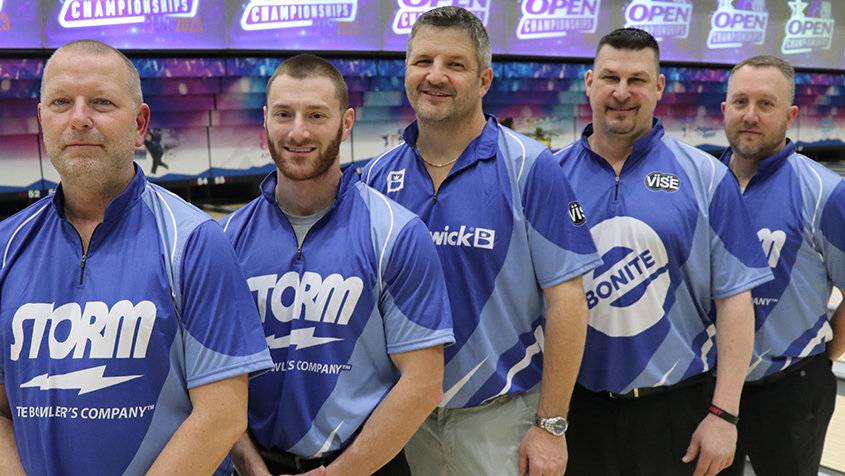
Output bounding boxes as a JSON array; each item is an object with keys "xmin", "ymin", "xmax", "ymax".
[
  {"xmin": 579, "ymin": 118, "xmax": 665, "ymax": 172},
  {"xmin": 719, "ymin": 139, "xmax": 794, "ymax": 183},
  {"xmin": 52, "ymin": 163, "xmax": 147, "ymax": 222},
  {"xmin": 402, "ymin": 115, "xmax": 499, "ymax": 171},
  {"xmin": 260, "ymin": 165, "xmax": 360, "ymax": 211}
]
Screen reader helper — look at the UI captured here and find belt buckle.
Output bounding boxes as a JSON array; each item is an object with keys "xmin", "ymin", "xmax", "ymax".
[
  {"xmin": 295, "ymin": 456, "xmax": 305, "ymax": 472},
  {"xmin": 608, "ymin": 388, "xmax": 639, "ymax": 399}
]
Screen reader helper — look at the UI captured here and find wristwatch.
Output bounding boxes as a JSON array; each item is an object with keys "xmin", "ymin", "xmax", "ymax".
[{"xmin": 533, "ymin": 414, "xmax": 568, "ymax": 436}]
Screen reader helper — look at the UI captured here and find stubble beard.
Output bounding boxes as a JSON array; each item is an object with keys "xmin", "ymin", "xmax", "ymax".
[
  {"xmin": 47, "ymin": 127, "xmax": 137, "ymax": 191},
  {"xmin": 727, "ymin": 120, "xmax": 789, "ymax": 162}
]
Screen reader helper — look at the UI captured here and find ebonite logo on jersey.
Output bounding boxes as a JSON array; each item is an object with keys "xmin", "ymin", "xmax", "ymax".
[
  {"xmin": 387, "ymin": 169, "xmax": 405, "ymax": 193},
  {"xmin": 58, "ymin": 0, "xmax": 198, "ymax": 28},
  {"xmin": 516, "ymin": 0, "xmax": 600, "ymax": 40},
  {"xmin": 392, "ymin": 0, "xmax": 490, "ymax": 34},
  {"xmin": 782, "ymin": 0, "xmax": 834, "ymax": 55},
  {"xmin": 430, "ymin": 225, "xmax": 495, "ymax": 249},
  {"xmin": 241, "ymin": 0, "xmax": 357, "ymax": 31},
  {"xmin": 707, "ymin": 0, "xmax": 768, "ymax": 49},
  {"xmin": 569, "ymin": 202, "xmax": 586, "ymax": 226},
  {"xmin": 757, "ymin": 228, "xmax": 786, "ymax": 268},
  {"xmin": 624, "ymin": 0, "xmax": 692, "ymax": 41},
  {"xmin": 10, "ymin": 301, "xmax": 155, "ymax": 394},
  {"xmin": 645, "ymin": 172, "xmax": 680, "ymax": 192},
  {"xmin": 584, "ymin": 217, "xmax": 671, "ymax": 337}
]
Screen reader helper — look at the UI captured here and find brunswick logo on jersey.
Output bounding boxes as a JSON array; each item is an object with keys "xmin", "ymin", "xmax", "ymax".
[
  {"xmin": 241, "ymin": 0, "xmax": 357, "ymax": 31},
  {"xmin": 584, "ymin": 217, "xmax": 671, "ymax": 337},
  {"xmin": 59, "ymin": 0, "xmax": 198, "ymax": 28},
  {"xmin": 10, "ymin": 301, "xmax": 156, "ymax": 394},
  {"xmin": 430, "ymin": 225, "xmax": 495, "ymax": 249},
  {"xmin": 707, "ymin": 0, "xmax": 768, "ymax": 49},
  {"xmin": 624, "ymin": 0, "xmax": 692, "ymax": 41},
  {"xmin": 392, "ymin": 0, "xmax": 490, "ymax": 35},
  {"xmin": 516, "ymin": 0, "xmax": 600, "ymax": 40},
  {"xmin": 782, "ymin": 0, "xmax": 834, "ymax": 55},
  {"xmin": 387, "ymin": 169, "xmax": 405, "ymax": 193}
]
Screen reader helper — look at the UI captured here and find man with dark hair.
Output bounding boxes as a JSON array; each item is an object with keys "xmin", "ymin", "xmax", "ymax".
[
  {"xmin": 555, "ymin": 28, "xmax": 772, "ymax": 476},
  {"xmin": 223, "ymin": 54, "xmax": 454, "ymax": 476},
  {"xmin": 364, "ymin": 7, "xmax": 601, "ymax": 476},
  {"xmin": 719, "ymin": 55, "xmax": 845, "ymax": 476},
  {"xmin": 0, "ymin": 39, "xmax": 274, "ymax": 476}
]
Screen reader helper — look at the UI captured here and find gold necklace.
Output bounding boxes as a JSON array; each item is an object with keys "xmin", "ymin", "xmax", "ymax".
[
  {"xmin": 420, "ymin": 155, "xmax": 459, "ymax": 168},
  {"xmin": 417, "ymin": 139, "xmax": 459, "ymax": 168}
]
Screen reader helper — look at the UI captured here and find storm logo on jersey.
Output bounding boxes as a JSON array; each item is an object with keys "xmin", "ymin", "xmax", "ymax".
[
  {"xmin": 10, "ymin": 300, "xmax": 156, "ymax": 394},
  {"xmin": 247, "ymin": 271, "xmax": 364, "ymax": 324},
  {"xmin": 584, "ymin": 217, "xmax": 671, "ymax": 337}
]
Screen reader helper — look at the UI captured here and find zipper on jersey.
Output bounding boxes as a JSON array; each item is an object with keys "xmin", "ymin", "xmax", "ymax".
[
  {"xmin": 615, "ymin": 175, "xmax": 620, "ymax": 200},
  {"xmin": 72, "ymin": 224, "xmax": 99, "ymax": 285}
]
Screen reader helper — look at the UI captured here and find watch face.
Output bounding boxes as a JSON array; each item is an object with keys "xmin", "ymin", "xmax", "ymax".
[{"xmin": 551, "ymin": 419, "xmax": 567, "ymax": 435}]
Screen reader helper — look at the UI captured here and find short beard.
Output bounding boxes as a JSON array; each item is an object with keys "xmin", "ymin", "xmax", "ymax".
[{"xmin": 268, "ymin": 123, "xmax": 343, "ymax": 182}]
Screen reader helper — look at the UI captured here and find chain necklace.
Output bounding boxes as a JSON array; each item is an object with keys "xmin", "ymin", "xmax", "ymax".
[
  {"xmin": 417, "ymin": 139, "xmax": 459, "ymax": 168},
  {"xmin": 420, "ymin": 155, "xmax": 459, "ymax": 168}
]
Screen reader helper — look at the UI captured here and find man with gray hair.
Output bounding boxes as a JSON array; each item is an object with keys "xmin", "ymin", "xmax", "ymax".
[
  {"xmin": 720, "ymin": 55, "xmax": 845, "ymax": 476},
  {"xmin": 0, "ymin": 40, "xmax": 273, "ymax": 475},
  {"xmin": 363, "ymin": 6, "xmax": 602, "ymax": 476}
]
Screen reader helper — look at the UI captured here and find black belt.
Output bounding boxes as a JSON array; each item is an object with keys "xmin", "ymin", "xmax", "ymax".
[
  {"xmin": 259, "ymin": 446, "xmax": 339, "ymax": 473},
  {"xmin": 604, "ymin": 371, "xmax": 712, "ymax": 400},
  {"xmin": 743, "ymin": 352, "xmax": 827, "ymax": 389}
]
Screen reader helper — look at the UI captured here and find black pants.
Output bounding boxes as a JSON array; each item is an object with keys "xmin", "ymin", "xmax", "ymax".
[
  {"xmin": 566, "ymin": 375, "xmax": 714, "ymax": 476},
  {"xmin": 721, "ymin": 353, "xmax": 836, "ymax": 476},
  {"xmin": 261, "ymin": 448, "xmax": 411, "ymax": 476}
]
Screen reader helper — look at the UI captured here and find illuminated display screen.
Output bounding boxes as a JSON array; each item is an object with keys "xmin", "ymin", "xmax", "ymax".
[
  {"xmin": 40, "ymin": 0, "xmax": 227, "ymax": 49},
  {"xmin": 0, "ymin": 0, "xmax": 42, "ymax": 48},
  {"xmin": 0, "ymin": 0, "xmax": 842, "ymax": 71}
]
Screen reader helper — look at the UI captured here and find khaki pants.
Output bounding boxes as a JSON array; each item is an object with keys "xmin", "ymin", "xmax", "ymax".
[{"xmin": 404, "ymin": 390, "xmax": 540, "ymax": 476}]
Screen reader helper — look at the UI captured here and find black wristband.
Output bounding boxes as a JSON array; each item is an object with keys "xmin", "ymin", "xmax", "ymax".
[{"xmin": 708, "ymin": 404, "xmax": 739, "ymax": 425}]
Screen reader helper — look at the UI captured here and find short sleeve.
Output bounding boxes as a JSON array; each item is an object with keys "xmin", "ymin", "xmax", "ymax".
[
  {"xmin": 709, "ymin": 173, "xmax": 773, "ymax": 298},
  {"xmin": 522, "ymin": 149, "xmax": 602, "ymax": 288},
  {"xmin": 381, "ymin": 218, "xmax": 454, "ymax": 355},
  {"xmin": 178, "ymin": 221, "xmax": 273, "ymax": 388},
  {"xmin": 821, "ymin": 180, "xmax": 845, "ymax": 289}
]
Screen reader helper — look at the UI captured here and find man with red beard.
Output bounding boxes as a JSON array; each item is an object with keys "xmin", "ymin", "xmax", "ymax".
[{"xmin": 221, "ymin": 54, "xmax": 454, "ymax": 476}]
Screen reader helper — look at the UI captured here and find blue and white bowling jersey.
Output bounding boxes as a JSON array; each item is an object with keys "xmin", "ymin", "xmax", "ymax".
[
  {"xmin": 363, "ymin": 117, "xmax": 602, "ymax": 408},
  {"xmin": 555, "ymin": 120, "xmax": 772, "ymax": 394},
  {"xmin": 720, "ymin": 141, "xmax": 845, "ymax": 381},
  {"xmin": 0, "ymin": 166, "xmax": 273, "ymax": 476},
  {"xmin": 221, "ymin": 166, "xmax": 454, "ymax": 458}
]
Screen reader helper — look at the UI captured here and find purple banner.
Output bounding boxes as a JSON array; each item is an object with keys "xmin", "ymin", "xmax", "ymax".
[{"xmin": 0, "ymin": 0, "xmax": 42, "ymax": 48}]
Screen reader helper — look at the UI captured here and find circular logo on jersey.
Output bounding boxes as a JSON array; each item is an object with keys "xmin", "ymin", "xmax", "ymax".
[
  {"xmin": 568, "ymin": 201, "xmax": 586, "ymax": 226},
  {"xmin": 584, "ymin": 216, "xmax": 671, "ymax": 337}
]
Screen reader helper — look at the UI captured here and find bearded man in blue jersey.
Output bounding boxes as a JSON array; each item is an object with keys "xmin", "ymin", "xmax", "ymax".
[
  {"xmin": 0, "ymin": 40, "xmax": 274, "ymax": 476},
  {"xmin": 555, "ymin": 28, "xmax": 773, "ymax": 476},
  {"xmin": 363, "ymin": 6, "xmax": 602, "ymax": 476},
  {"xmin": 222, "ymin": 54, "xmax": 454, "ymax": 476},
  {"xmin": 718, "ymin": 55, "xmax": 845, "ymax": 476}
]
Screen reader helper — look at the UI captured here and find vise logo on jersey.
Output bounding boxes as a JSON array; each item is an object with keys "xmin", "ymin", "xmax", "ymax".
[
  {"xmin": 757, "ymin": 228, "xmax": 786, "ymax": 268},
  {"xmin": 10, "ymin": 301, "xmax": 156, "ymax": 394},
  {"xmin": 584, "ymin": 217, "xmax": 671, "ymax": 337},
  {"xmin": 430, "ymin": 225, "xmax": 495, "ymax": 249},
  {"xmin": 387, "ymin": 169, "xmax": 405, "ymax": 193},
  {"xmin": 569, "ymin": 202, "xmax": 587, "ymax": 226},
  {"xmin": 645, "ymin": 172, "xmax": 680, "ymax": 192},
  {"xmin": 247, "ymin": 271, "xmax": 363, "ymax": 348}
]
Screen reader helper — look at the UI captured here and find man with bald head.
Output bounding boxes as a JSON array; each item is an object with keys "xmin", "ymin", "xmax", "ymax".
[{"xmin": 0, "ymin": 40, "xmax": 273, "ymax": 475}]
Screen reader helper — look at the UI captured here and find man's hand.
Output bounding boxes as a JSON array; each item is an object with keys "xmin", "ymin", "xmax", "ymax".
[
  {"xmin": 518, "ymin": 425, "xmax": 567, "ymax": 476},
  {"xmin": 682, "ymin": 413, "xmax": 737, "ymax": 476}
]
